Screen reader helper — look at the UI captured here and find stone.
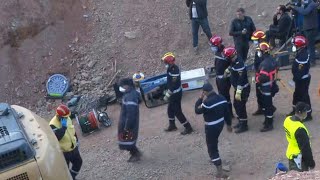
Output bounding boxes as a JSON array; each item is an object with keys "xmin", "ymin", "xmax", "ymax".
[
  {"xmin": 79, "ymin": 80, "xmax": 90, "ymax": 86},
  {"xmin": 92, "ymin": 76, "xmax": 103, "ymax": 84},
  {"xmin": 124, "ymin": 31, "xmax": 137, "ymax": 39},
  {"xmin": 88, "ymin": 61, "xmax": 96, "ymax": 68}
]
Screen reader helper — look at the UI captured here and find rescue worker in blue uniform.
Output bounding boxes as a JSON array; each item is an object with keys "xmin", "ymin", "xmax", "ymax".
[
  {"xmin": 50, "ymin": 104, "xmax": 82, "ymax": 180},
  {"xmin": 251, "ymin": 30, "xmax": 267, "ymax": 115},
  {"xmin": 209, "ymin": 35, "xmax": 234, "ymax": 117},
  {"xmin": 284, "ymin": 102, "xmax": 315, "ymax": 171},
  {"xmin": 118, "ymin": 78, "xmax": 142, "ymax": 162},
  {"xmin": 195, "ymin": 83, "xmax": 232, "ymax": 178},
  {"xmin": 222, "ymin": 46, "xmax": 250, "ymax": 133},
  {"xmin": 255, "ymin": 42, "xmax": 279, "ymax": 132},
  {"xmin": 162, "ymin": 52, "xmax": 193, "ymax": 135},
  {"xmin": 287, "ymin": 35, "xmax": 312, "ymax": 121}
]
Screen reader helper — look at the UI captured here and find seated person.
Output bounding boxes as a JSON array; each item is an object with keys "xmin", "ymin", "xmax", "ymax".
[{"xmin": 266, "ymin": 5, "xmax": 292, "ymax": 48}]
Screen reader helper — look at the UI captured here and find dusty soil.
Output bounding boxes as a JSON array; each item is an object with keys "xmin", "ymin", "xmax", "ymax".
[
  {"xmin": 1, "ymin": 0, "xmax": 320, "ymax": 179},
  {"xmin": 75, "ymin": 67, "xmax": 320, "ymax": 180}
]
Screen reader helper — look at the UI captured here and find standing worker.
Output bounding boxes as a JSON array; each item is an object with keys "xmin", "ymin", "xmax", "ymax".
[
  {"xmin": 118, "ymin": 78, "xmax": 142, "ymax": 162},
  {"xmin": 291, "ymin": 0, "xmax": 319, "ymax": 66},
  {"xmin": 251, "ymin": 30, "xmax": 267, "ymax": 115},
  {"xmin": 287, "ymin": 35, "xmax": 312, "ymax": 121},
  {"xmin": 255, "ymin": 42, "xmax": 279, "ymax": 132},
  {"xmin": 49, "ymin": 104, "xmax": 82, "ymax": 180},
  {"xmin": 229, "ymin": 8, "xmax": 256, "ymax": 62},
  {"xmin": 222, "ymin": 47, "xmax": 251, "ymax": 133},
  {"xmin": 209, "ymin": 35, "xmax": 234, "ymax": 117},
  {"xmin": 195, "ymin": 83, "xmax": 232, "ymax": 178},
  {"xmin": 283, "ymin": 102, "xmax": 315, "ymax": 171},
  {"xmin": 162, "ymin": 52, "xmax": 193, "ymax": 135},
  {"xmin": 186, "ymin": 0, "xmax": 212, "ymax": 54}
]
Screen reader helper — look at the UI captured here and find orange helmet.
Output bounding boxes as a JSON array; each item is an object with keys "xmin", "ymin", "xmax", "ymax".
[
  {"xmin": 161, "ymin": 52, "xmax": 175, "ymax": 64},
  {"xmin": 257, "ymin": 42, "xmax": 270, "ymax": 53},
  {"xmin": 210, "ymin": 35, "xmax": 223, "ymax": 46},
  {"xmin": 222, "ymin": 46, "xmax": 237, "ymax": 58},
  {"xmin": 292, "ymin": 35, "xmax": 307, "ymax": 48},
  {"xmin": 56, "ymin": 104, "xmax": 71, "ymax": 117},
  {"xmin": 251, "ymin": 30, "xmax": 266, "ymax": 41}
]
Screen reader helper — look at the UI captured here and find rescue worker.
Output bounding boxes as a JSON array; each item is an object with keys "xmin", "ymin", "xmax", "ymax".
[
  {"xmin": 222, "ymin": 47, "xmax": 250, "ymax": 133},
  {"xmin": 255, "ymin": 42, "xmax": 279, "ymax": 132},
  {"xmin": 287, "ymin": 35, "xmax": 312, "ymax": 121},
  {"xmin": 118, "ymin": 78, "xmax": 142, "ymax": 162},
  {"xmin": 50, "ymin": 104, "xmax": 82, "ymax": 180},
  {"xmin": 283, "ymin": 102, "xmax": 315, "ymax": 171},
  {"xmin": 209, "ymin": 35, "xmax": 234, "ymax": 117},
  {"xmin": 251, "ymin": 30, "xmax": 267, "ymax": 116},
  {"xmin": 162, "ymin": 52, "xmax": 193, "ymax": 135},
  {"xmin": 195, "ymin": 83, "xmax": 232, "ymax": 178}
]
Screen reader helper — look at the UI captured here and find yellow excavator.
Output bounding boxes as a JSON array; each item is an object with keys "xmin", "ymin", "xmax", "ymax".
[{"xmin": 0, "ymin": 103, "xmax": 72, "ymax": 180}]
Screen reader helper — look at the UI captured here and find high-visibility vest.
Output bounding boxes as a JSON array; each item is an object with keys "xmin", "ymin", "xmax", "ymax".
[
  {"xmin": 283, "ymin": 116, "xmax": 309, "ymax": 160},
  {"xmin": 49, "ymin": 116, "xmax": 77, "ymax": 152}
]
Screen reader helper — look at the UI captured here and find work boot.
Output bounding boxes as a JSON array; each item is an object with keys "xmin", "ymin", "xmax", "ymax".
[
  {"xmin": 194, "ymin": 46, "xmax": 199, "ymax": 55},
  {"xmin": 233, "ymin": 122, "xmax": 240, "ymax": 129},
  {"xmin": 128, "ymin": 150, "xmax": 142, "ymax": 162},
  {"xmin": 164, "ymin": 121, "xmax": 178, "ymax": 132},
  {"xmin": 70, "ymin": 171, "xmax": 78, "ymax": 180},
  {"xmin": 181, "ymin": 123, "xmax": 193, "ymax": 135},
  {"xmin": 252, "ymin": 107, "xmax": 264, "ymax": 116},
  {"xmin": 234, "ymin": 122, "xmax": 248, "ymax": 134},
  {"xmin": 303, "ymin": 114, "xmax": 313, "ymax": 122},
  {"xmin": 260, "ymin": 124, "xmax": 273, "ymax": 132},
  {"xmin": 215, "ymin": 165, "xmax": 229, "ymax": 179}
]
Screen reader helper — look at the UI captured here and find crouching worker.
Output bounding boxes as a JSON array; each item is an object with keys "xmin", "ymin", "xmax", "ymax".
[
  {"xmin": 49, "ymin": 104, "xmax": 82, "ymax": 180},
  {"xmin": 195, "ymin": 83, "xmax": 232, "ymax": 178},
  {"xmin": 284, "ymin": 102, "xmax": 315, "ymax": 171},
  {"xmin": 118, "ymin": 78, "xmax": 142, "ymax": 162}
]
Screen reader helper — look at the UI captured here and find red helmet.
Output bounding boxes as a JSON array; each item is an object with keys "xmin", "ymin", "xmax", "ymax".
[
  {"xmin": 258, "ymin": 42, "xmax": 270, "ymax": 53},
  {"xmin": 210, "ymin": 35, "xmax": 223, "ymax": 46},
  {"xmin": 223, "ymin": 46, "xmax": 237, "ymax": 58},
  {"xmin": 251, "ymin": 30, "xmax": 266, "ymax": 41},
  {"xmin": 56, "ymin": 104, "xmax": 71, "ymax": 117},
  {"xmin": 292, "ymin": 35, "xmax": 307, "ymax": 48},
  {"xmin": 161, "ymin": 52, "xmax": 175, "ymax": 64}
]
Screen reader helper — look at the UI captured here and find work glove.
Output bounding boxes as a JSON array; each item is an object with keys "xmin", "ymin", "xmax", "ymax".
[
  {"xmin": 163, "ymin": 90, "xmax": 172, "ymax": 101},
  {"xmin": 235, "ymin": 89, "xmax": 242, "ymax": 101},
  {"xmin": 61, "ymin": 118, "xmax": 67, "ymax": 128},
  {"xmin": 223, "ymin": 68, "xmax": 231, "ymax": 78}
]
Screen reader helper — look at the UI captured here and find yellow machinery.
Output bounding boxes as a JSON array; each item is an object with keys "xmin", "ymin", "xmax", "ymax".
[{"xmin": 0, "ymin": 103, "xmax": 72, "ymax": 180}]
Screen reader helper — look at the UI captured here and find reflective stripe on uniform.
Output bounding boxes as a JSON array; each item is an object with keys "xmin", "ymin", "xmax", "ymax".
[
  {"xmin": 168, "ymin": 72, "xmax": 180, "ymax": 77},
  {"xmin": 201, "ymin": 100, "xmax": 227, "ymax": 109},
  {"xmin": 122, "ymin": 101, "xmax": 138, "ymax": 106},
  {"xmin": 205, "ymin": 117, "xmax": 224, "ymax": 126},
  {"xmin": 216, "ymin": 75, "xmax": 224, "ymax": 79},
  {"xmin": 261, "ymin": 92, "xmax": 271, "ymax": 96},
  {"xmin": 239, "ymin": 118, "xmax": 247, "ymax": 121},
  {"xmin": 70, "ymin": 169, "xmax": 79, "ymax": 174},
  {"xmin": 211, "ymin": 157, "xmax": 221, "ymax": 162},
  {"xmin": 118, "ymin": 141, "xmax": 136, "ymax": 145},
  {"xmin": 295, "ymin": 55, "xmax": 309, "ymax": 64},
  {"xmin": 261, "ymin": 81, "xmax": 273, "ymax": 87},
  {"xmin": 301, "ymin": 74, "xmax": 310, "ymax": 79},
  {"xmin": 237, "ymin": 83, "xmax": 249, "ymax": 90},
  {"xmin": 182, "ymin": 121, "xmax": 188, "ymax": 125},
  {"xmin": 232, "ymin": 66, "xmax": 245, "ymax": 71},
  {"xmin": 172, "ymin": 87, "xmax": 182, "ymax": 93}
]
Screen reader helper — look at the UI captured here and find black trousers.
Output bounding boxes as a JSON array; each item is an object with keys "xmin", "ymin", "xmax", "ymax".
[
  {"xmin": 205, "ymin": 121, "xmax": 224, "ymax": 166},
  {"xmin": 293, "ymin": 77, "xmax": 312, "ymax": 115},
  {"xmin": 235, "ymin": 42, "xmax": 249, "ymax": 62},
  {"xmin": 216, "ymin": 77, "xmax": 232, "ymax": 113},
  {"xmin": 266, "ymin": 25, "xmax": 287, "ymax": 47},
  {"xmin": 255, "ymin": 83, "xmax": 263, "ymax": 108},
  {"xmin": 233, "ymin": 86, "xmax": 250, "ymax": 121},
  {"xmin": 168, "ymin": 91, "xmax": 187, "ymax": 124},
  {"xmin": 64, "ymin": 147, "xmax": 83, "ymax": 178},
  {"xmin": 261, "ymin": 93, "xmax": 273, "ymax": 125}
]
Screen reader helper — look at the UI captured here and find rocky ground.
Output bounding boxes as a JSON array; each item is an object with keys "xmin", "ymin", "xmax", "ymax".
[{"xmin": 1, "ymin": 0, "xmax": 320, "ymax": 179}]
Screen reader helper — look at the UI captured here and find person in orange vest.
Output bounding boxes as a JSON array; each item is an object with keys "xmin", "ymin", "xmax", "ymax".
[
  {"xmin": 283, "ymin": 102, "xmax": 315, "ymax": 171},
  {"xmin": 49, "ymin": 104, "xmax": 82, "ymax": 180}
]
